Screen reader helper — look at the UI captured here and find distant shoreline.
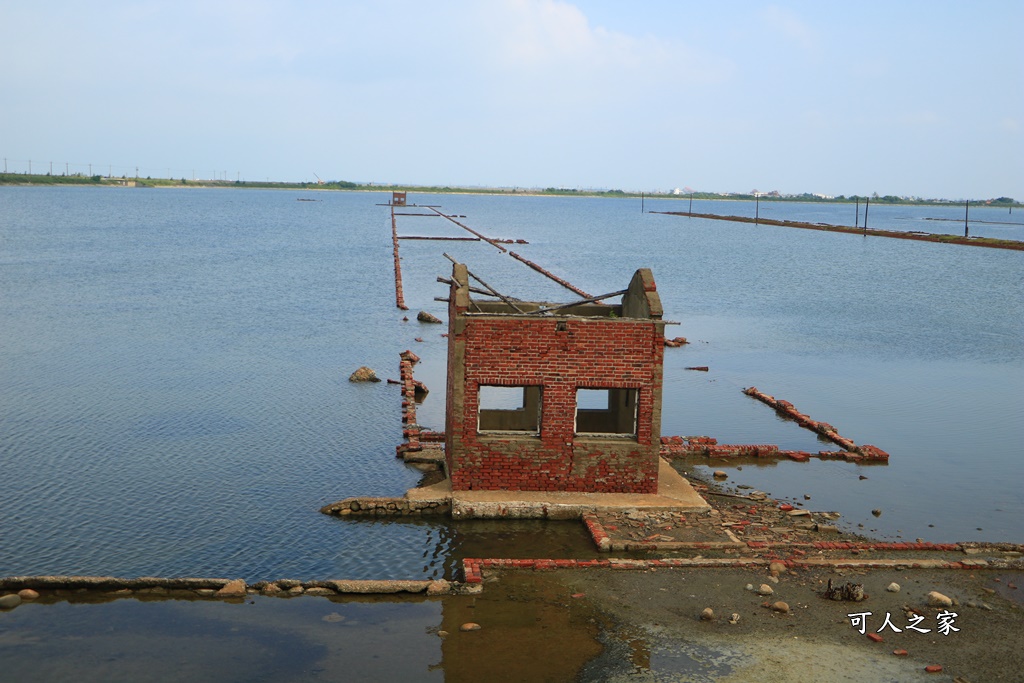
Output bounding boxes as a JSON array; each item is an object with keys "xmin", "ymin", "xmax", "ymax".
[{"xmin": 1, "ymin": 173, "xmax": 1018, "ymax": 209}]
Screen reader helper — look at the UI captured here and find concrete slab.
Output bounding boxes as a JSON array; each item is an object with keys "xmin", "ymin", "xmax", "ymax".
[{"xmin": 403, "ymin": 458, "xmax": 709, "ymax": 519}]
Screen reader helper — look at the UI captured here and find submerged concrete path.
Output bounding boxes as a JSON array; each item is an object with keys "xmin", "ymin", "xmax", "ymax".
[{"xmin": 653, "ymin": 210, "xmax": 1024, "ymax": 250}]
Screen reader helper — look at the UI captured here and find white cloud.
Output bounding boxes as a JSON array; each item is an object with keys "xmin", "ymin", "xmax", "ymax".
[{"xmin": 470, "ymin": 0, "xmax": 730, "ymax": 84}]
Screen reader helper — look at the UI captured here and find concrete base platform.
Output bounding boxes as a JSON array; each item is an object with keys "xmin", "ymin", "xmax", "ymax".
[{"xmin": 405, "ymin": 458, "xmax": 709, "ymax": 520}]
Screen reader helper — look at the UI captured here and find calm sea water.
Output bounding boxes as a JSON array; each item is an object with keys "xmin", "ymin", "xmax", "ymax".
[{"xmin": 1, "ymin": 186, "xmax": 1021, "ymax": 582}]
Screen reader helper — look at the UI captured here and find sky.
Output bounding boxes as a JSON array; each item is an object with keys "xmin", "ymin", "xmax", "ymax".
[{"xmin": 2, "ymin": 1, "xmax": 1022, "ymax": 199}]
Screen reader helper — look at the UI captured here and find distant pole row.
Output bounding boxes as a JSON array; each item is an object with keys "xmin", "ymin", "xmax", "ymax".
[{"xmin": 0, "ymin": 159, "xmax": 232, "ymax": 181}]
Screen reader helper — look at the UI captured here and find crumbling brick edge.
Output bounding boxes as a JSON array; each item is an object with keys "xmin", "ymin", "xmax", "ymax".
[
  {"xmin": 740, "ymin": 387, "xmax": 889, "ymax": 460},
  {"xmin": 580, "ymin": 512, "xmax": 1024, "ymax": 556},
  {"xmin": 391, "ymin": 209, "xmax": 409, "ymax": 310}
]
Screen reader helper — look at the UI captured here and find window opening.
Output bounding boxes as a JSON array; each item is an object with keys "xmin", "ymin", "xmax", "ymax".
[
  {"xmin": 575, "ymin": 388, "xmax": 638, "ymax": 436},
  {"xmin": 478, "ymin": 385, "xmax": 542, "ymax": 434}
]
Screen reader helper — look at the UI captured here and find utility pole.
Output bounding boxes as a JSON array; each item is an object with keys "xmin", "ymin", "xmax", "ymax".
[
  {"xmin": 755, "ymin": 195, "xmax": 760, "ymax": 224},
  {"xmin": 964, "ymin": 200, "xmax": 970, "ymax": 237},
  {"xmin": 863, "ymin": 197, "xmax": 870, "ymax": 230},
  {"xmin": 855, "ymin": 198, "xmax": 860, "ymax": 228},
  {"xmin": 689, "ymin": 192, "xmax": 693, "ymax": 215}
]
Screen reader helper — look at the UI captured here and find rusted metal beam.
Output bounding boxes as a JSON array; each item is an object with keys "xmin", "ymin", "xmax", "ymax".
[
  {"xmin": 428, "ymin": 207, "xmax": 508, "ymax": 253},
  {"xmin": 509, "ymin": 251, "xmax": 593, "ymax": 299},
  {"xmin": 400, "ymin": 236, "xmax": 480, "ymax": 241},
  {"xmin": 442, "ymin": 253, "xmax": 523, "ymax": 313},
  {"xmin": 437, "ymin": 276, "xmax": 500, "ymax": 298}
]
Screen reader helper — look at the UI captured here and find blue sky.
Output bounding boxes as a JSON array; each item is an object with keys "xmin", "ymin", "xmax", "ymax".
[{"xmin": 3, "ymin": 1, "xmax": 1021, "ymax": 199}]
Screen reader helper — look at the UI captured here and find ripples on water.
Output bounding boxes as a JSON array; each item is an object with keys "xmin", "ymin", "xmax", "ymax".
[{"xmin": 0, "ymin": 187, "xmax": 1021, "ymax": 582}]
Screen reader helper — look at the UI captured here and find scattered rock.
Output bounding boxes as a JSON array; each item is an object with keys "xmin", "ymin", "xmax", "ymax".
[
  {"xmin": 822, "ymin": 579, "xmax": 866, "ymax": 602},
  {"xmin": 700, "ymin": 607, "xmax": 715, "ymax": 621},
  {"xmin": 886, "ymin": 583, "xmax": 901, "ymax": 593},
  {"xmin": 571, "ymin": 593, "xmax": 586, "ymax": 599},
  {"xmin": 926, "ymin": 591, "xmax": 953, "ymax": 608},
  {"xmin": 871, "ymin": 509, "xmax": 882, "ymax": 517},
  {"xmin": 399, "ymin": 350, "xmax": 421, "ymax": 364},
  {"xmin": 803, "ymin": 494, "xmax": 811, "ymax": 500},
  {"xmin": 745, "ymin": 583, "xmax": 754, "ymax": 592},
  {"xmin": 348, "ymin": 366, "xmax": 381, "ymax": 383},
  {"xmin": 216, "ymin": 579, "xmax": 248, "ymax": 598},
  {"xmin": 417, "ymin": 311, "xmax": 443, "ymax": 324},
  {"xmin": 757, "ymin": 584, "xmax": 774, "ymax": 596},
  {"xmin": 713, "ymin": 470, "xmax": 728, "ymax": 480},
  {"xmin": 769, "ymin": 562, "xmax": 787, "ymax": 576},
  {"xmin": 867, "ymin": 632, "xmax": 884, "ymax": 643},
  {"xmin": 893, "ymin": 649, "xmax": 909, "ymax": 656},
  {"xmin": 261, "ymin": 583, "xmax": 283, "ymax": 595},
  {"xmin": 17, "ymin": 589, "xmax": 39, "ymax": 600},
  {"xmin": 728, "ymin": 613, "xmax": 741, "ymax": 625},
  {"xmin": 771, "ymin": 601, "xmax": 790, "ymax": 614},
  {"xmin": 924, "ymin": 665, "xmax": 943, "ymax": 674},
  {"xmin": 788, "ymin": 509, "xmax": 811, "ymax": 517},
  {"xmin": 437, "ymin": 630, "xmax": 449, "ymax": 639},
  {"xmin": 0, "ymin": 594, "xmax": 22, "ymax": 609},
  {"xmin": 322, "ymin": 612, "xmax": 345, "ymax": 623},
  {"xmin": 460, "ymin": 622, "xmax": 481, "ymax": 632}
]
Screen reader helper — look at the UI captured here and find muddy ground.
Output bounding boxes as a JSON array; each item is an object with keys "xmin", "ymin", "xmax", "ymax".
[{"xmin": 451, "ymin": 564, "xmax": 1023, "ymax": 682}]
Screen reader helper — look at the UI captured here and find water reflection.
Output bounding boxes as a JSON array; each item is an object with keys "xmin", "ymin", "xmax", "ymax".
[{"xmin": 0, "ymin": 572, "xmax": 607, "ymax": 683}]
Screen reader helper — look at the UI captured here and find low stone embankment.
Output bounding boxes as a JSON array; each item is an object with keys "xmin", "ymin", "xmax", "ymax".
[
  {"xmin": 0, "ymin": 576, "xmax": 458, "ymax": 606},
  {"xmin": 653, "ymin": 210, "xmax": 1024, "ymax": 251},
  {"xmin": 320, "ymin": 497, "xmax": 451, "ymax": 517}
]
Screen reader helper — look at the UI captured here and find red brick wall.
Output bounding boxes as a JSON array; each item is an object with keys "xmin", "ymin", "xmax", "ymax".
[{"xmin": 446, "ymin": 313, "xmax": 663, "ymax": 493}]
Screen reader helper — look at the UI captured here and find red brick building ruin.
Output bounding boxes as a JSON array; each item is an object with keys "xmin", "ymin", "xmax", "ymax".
[{"xmin": 444, "ymin": 263, "xmax": 667, "ymax": 493}]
